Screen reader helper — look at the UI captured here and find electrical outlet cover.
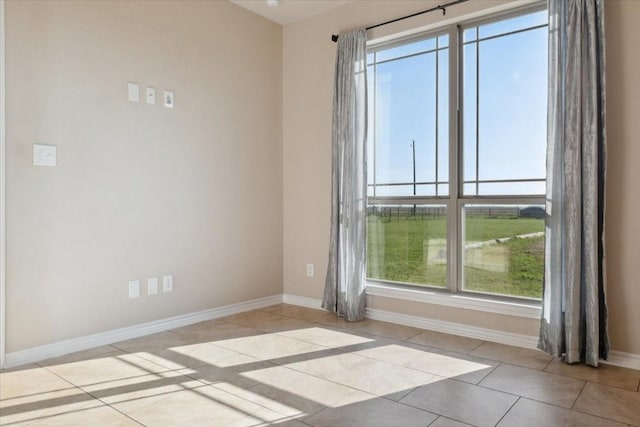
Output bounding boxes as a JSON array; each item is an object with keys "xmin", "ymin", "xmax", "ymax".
[
  {"xmin": 148, "ymin": 277, "xmax": 159, "ymax": 295},
  {"xmin": 33, "ymin": 144, "xmax": 56, "ymax": 166},
  {"xmin": 164, "ymin": 90, "xmax": 174, "ymax": 108},
  {"xmin": 128, "ymin": 280, "xmax": 140, "ymax": 298},
  {"xmin": 128, "ymin": 82, "xmax": 140, "ymax": 102},
  {"xmin": 162, "ymin": 275, "xmax": 173, "ymax": 292},
  {"xmin": 146, "ymin": 87, "xmax": 156, "ymax": 104}
]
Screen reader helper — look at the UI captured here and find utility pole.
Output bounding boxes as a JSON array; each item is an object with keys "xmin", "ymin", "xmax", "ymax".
[
  {"xmin": 411, "ymin": 139, "xmax": 416, "ymax": 216},
  {"xmin": 411, "ymin": 139, "xmax": 416, "ymax": 196}
]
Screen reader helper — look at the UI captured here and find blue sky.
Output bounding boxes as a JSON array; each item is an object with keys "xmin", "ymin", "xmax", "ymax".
[{"xmin": 368, "ymin": 10, "xmax": 548, "ymax": 197}]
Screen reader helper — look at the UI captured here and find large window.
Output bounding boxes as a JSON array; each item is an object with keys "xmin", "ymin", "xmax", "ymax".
[{"xmin": 367, "ymin": 6, "xmax": 547, "ymax": 300}]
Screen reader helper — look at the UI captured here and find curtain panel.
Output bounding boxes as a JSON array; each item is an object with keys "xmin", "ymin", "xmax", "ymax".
[
  {"xmin": 539, "ymin": 0, "xmax": 609, "ymax": 366},
  {"xmin": 322, "ymin": 29, "xmax": 368, "ymax": 321}
]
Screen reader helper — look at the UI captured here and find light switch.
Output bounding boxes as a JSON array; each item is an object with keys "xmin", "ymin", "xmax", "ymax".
[
  {"xmin": 164, "ymin": 90, "xmax": 174, "ymax": 108},
  {"xmin": 33, "ymin": 144, "xmax": 56, "ymax": 166},
  {"xmin": 306, "ymin": 263, "xmax": 314, "ymax": 277},
  {"xmin": 128, "ymin": 82, "xmax": 140, "ymax": 102},
  {"xmin": 128, "ymin": 280, "xmax": 140, "ymax": 299},
  {"xmin": 146, "ymin": 87, "xmax": 156, "ymax": 104},
  {"xmin": 162, "ymin": 275, "xmax": 173, "ymax": 292},
  {"xmin": 147, "ymin": 277, "xmax": 159, "ymax": 295}
]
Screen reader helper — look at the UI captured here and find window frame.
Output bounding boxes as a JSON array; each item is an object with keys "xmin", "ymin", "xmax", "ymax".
[{"xmin": 365, "ymin": 2, "xmax": 548, "ymax": 305}]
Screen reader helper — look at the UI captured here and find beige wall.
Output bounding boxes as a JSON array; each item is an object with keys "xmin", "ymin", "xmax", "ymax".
[
  {"xmin": 283, "ymin": 0, "xmax": 640, "ymax": 353},
  {"xmin": 604, "ymin": 0, "xmax": 640, "ymax": 355},
  {"xmin": 5, "ymin": 0, "xmax": 283, "ymax": 352}
]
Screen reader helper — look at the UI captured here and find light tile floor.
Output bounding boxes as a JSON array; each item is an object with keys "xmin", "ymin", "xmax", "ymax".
[{"xmin": 1, "ymin": 304, "xmax": 639, "ymax": 426}]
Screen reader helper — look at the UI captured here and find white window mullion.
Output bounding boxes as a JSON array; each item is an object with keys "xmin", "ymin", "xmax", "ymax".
[{"xmin": 447, "ymin": 25, "xmax": 460, "ymax": 293}]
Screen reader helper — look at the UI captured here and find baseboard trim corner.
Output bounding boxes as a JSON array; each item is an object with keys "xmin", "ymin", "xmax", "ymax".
[
  {"xmin": 4, "ymin": 294, "xmax": 282, "ymax": 368},
  {"xmin": 282, "ymin": 294, "xmax": 323, "ymax": 309}
]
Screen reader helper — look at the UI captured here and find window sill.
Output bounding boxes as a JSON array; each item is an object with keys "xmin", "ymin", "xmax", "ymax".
[{"xmin": 365, "ymin": 283, "xmax": 542, "ymax": 320}]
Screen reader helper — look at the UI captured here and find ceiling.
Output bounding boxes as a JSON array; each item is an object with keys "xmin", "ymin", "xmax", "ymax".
[{"xmin": 229, "ymin": 0, "xmax": 354, "ymax": 25}]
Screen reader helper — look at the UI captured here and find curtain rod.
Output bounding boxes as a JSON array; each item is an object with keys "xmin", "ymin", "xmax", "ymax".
[{"xmin": 331, "ymin": 0, "xmax": 469, "ymax": 42}]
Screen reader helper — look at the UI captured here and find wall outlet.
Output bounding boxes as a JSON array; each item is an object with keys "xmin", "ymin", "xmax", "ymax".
[
  {"xmin": 146, "ymin": 87, "xmax": 156, "ymax": 104},
  {"xmin": 164, "ymin": 90, "xmax": 174, "ymax": 108},
  {"xmin": 33, "ymin": 144, "xmax": 56, "ymax": 166},
  {"xmin": 128, "ymin": 280, "xmax": 140, "ymax": 298},
  {"xmin": 306, "ymin": 263, "xmax": 314, "ymax": 277},
  {"xmin": 147, "ymin": 277, "xmax": 159, "ymax": 295},
  {"xmin": 162, "ymin": 275, "xmax": 173, "ymax": 292}
]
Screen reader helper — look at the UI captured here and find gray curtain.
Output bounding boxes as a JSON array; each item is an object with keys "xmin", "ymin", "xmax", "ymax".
[
  {"xmin": 539, "ymin": 0, "xmax": 609, "ymax": 366},
  {"xmin": 322, "ymin": 29, "xmax": 368, "ymax": 321}
]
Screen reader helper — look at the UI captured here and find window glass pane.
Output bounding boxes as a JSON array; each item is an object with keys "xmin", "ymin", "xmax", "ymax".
[
  {"xmin": 368, "ymin": 205, "xmax": 447, "ymax": 288},
  {"xmin": 478, "ymin": 181, "xmax": 546, "ymax": 196},
  {"xmin": 462, "ymin": 42, "xmax": 477, "ymax": 195},
  {"xmin": 463, "ymin": 27, "xmax": 477, "ymax": 42},
  {"xmin": 367, "ymin": 64, "xmax": 376, "ymax": 196},
  {"xmin": 370, "ymin": 184, "xmax": 438, "ymax": 197},
  {"xmin": 375, "ymin": 37, "xmax": 437, "ymax": 62},
  {"xmin": 463, "ymin": 183, "xmax": 476, "ymax": 195},
  {"xmin": 438, "ymin": 34, "xmax": 449, "ymax": 48},
  {"xmin": 477, "ymin": 27, "xmax": 547, "ymax": 185},
  {"xmin": 437, "ymin": 47, "xmax": 449, "ymax": 188},
  {"xmin": 462, "ymin": 205, "xmax": 544, "ymax": 299},
  {"xmin": 371, "ymin": 51, "xmax": 440, "ymax": 197},
  {"xmin": 368, "ymin": 33, "xmax": 448, "ymax": 199},
  {"xmin": 463, "ymin": 15, "xmax": 547, "ymax": 197},
  {"xmin": 478, "ymin": 10, "xmax": 547, "ymax": 40}
]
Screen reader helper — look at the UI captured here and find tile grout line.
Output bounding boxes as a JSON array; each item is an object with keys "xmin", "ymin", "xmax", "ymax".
[
  {"xmin": 467, "ymin": 339, "xmax": 487, "ymax": 355},
  {"xmin": 426, "ymin": 416, "xmax": 440, "ymax": 426},
  {"xmin": 476, "ymin": 360, "xmax": 501, "ymax": 384},
  {"xmin": 261, "ymin": 352, "xmax": 455, "ymax": 421},
  {"xmin": 495, "ymin": 395, "xmax": 522, "ymax": 426},
  {"xmin": 395, "ymin": 388, "xmax": 468, "ymax": 426},
  {"xmin": 537, "ymin": 361, "xmax": 640, "ymax": 393},
  {"xmin": 207, "ymin": 379, "xmax": 321, "ymax": 423},
  {"xmin": 263, "ymin": 329, "xmax": 473, "ymax": 395},
  {"xmin": 36, "ymin": 359, "xmax": 147, "ymax": 426},
  {"xmin": 79, "ymin": 386, "xmax": 146, "ymax": 427},
  {"xmin": 402, "ymin": 329, "xmax": 426, "ymax": 342},
  {"xmin": 40, "ymin": 342, "xmax": 224, "ymax": 423},
  {"xmin": 91, "ymin": 343, "xmax": 254, "ymax": 427},
  {"xmin": 568, "ymin": 382, "xmax": 637, "ymax": 426},
  {"xmin": 471, "ymin": 373, "xmax": 581, "ymax": 412},
  {"xmin": 542, "ymin": 355, "xmax": 554, "ymax": 371}
]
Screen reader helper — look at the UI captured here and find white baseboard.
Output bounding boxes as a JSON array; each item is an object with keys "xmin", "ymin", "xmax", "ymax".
[
  {"xmin": 366, "ymin": 308, "xmax": 539, "ymax": 349},
  {"xmin": 4, "ymin": 294, "xmax": 282, "ymax": 368},
  {"xmin": 283, "ymin": 293, "xmax": 323, "ymax": 309},
  {"xmin": 284, "ymin": 293, "xmax": 538, "ymax": 349},
  {"xmin": 604, "ymin": 350, "xmax": 640, "ymax": 371},
  {"xmin": 282, "ymin": 294, "xmax": 640, "ymax": 370},
  {"xmin": 6, "ymin": 293, "xmax": 638, "ymax": 371}
]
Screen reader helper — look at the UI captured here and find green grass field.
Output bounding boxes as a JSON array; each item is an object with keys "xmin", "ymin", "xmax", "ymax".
[{"xmin": 367, "ymin": 213, "xmax": 544, "ymax": 298}]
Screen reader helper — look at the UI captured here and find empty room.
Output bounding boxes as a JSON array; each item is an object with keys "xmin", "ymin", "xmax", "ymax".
[{"xmin": 0, "ymin": 0, "xmax": 639, "ymax": 426}]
